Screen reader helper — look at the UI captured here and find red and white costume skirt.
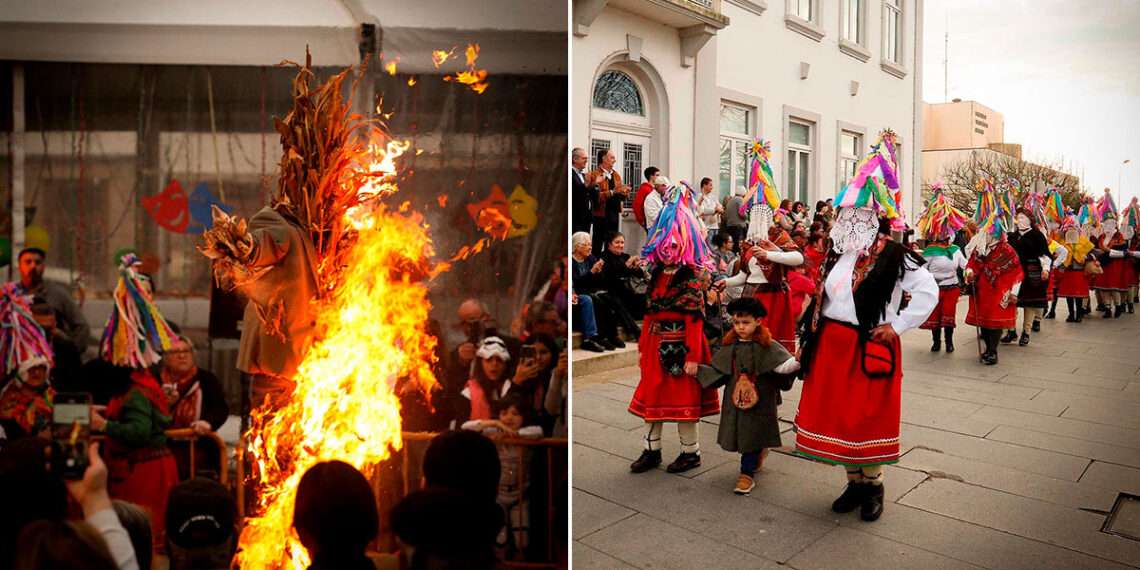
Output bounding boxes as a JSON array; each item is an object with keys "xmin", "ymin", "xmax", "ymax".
[
  {"xmin": 1096, "ymin": 258, "xmax": 1130, "ymax": 291},
  {"xmin": 746, "ymin": 283, "xmax": 796, "ymax": 353},
  {"xmin": 794, "ymin": 319, "xmax": 902, "ymax": 466},
  {"xmin": 920, "ymin": 285, "xmax": 961, "ymax": 329},
  {"xmin": 966, "ymin": 279, "xmax": 1017, "ymax": 329},
  {"xmin": 1056, "ymin": 267, "xmax": 1090, "ymax": 298},
  {"xmin": 629, "ymin": 311, "xmax": 719, "ymax": 422}
]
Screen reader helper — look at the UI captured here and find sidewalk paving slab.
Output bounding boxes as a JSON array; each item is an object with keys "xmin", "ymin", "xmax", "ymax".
[
  {"xmin": 968, "ymin": 406, "xmax": 1140, "ymax": 449},
  {"xmin": 572, "ymin": 489, "xmax": 637, "ymax": 540},
  {"xmin": 898, "ymin": 478, "xmax": 1140, "ymax": 567},
  {"xmin": 985, "ymin": 425, "xmax": 1140, "ymax": 468},
  {"xmin": 578, "ymin": 513, "xmax": 786, "ymax": 570},
  {"xmin": 785, "ymin": 526, "xmax": 981, "ymax": 570},
  {"xmin": 899, "ymin": 423, "xmax": 1091, "ymax": 481},
  {"xmin": 572, "ymin": 542, "xmax": 638, "ymax": 570}
]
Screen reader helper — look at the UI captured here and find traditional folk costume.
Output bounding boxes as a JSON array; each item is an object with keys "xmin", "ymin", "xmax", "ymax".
[
  {"xmin": 697, "ymin": 297, "xmax": 799, "ymax": 495},
  {"xmin": 1125, "ymin": 199, "xmax": 1140, "ymax": 313},
  {"xmin": 629, "ymin": 184, "xmax": 719, "ymax": 475},
  {"xmin": 99, "ymin": 254, "xmax": 179, "ymax": 550},
  {"xmin": 1055, "ymin": 215, "xmax": 1095, "ymax": 322},
  {"xmin": 1041, "ymin": 190, "xmax": 1067, "ymax": 321},
  {"xmin": 1001, "ymin": 204, "xmax": 1054, "ymax": 346},
  {"xmin": 916, "ymin": 185, "xmax": 968, "ymax": 352},
  {"xmin": 965, "ymin": 182, "xmax": 1024, "ymax": 365},
  {"xmin": 0, "ymin": 284, "xmax": 55, "ymax": 439},
  {"xmin": 1092, "ymin": 190, "xmax": 1132, "ymax": 318},
  {"xmin": 1078, "ymin": 198, "xmax": 1103, "ymax": 315},
  {"xmin": 794, "ymin": 130, "xmax": 938, "ymax": 522},
  {"xmin": 725, "ymin": 138, "xmax": 804, "ymax": 353}
]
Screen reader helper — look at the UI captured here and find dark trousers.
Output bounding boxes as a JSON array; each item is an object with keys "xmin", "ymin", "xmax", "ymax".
[{"xmin": 591, "ymin": 217, "xmax": 618, "ymax": 255}]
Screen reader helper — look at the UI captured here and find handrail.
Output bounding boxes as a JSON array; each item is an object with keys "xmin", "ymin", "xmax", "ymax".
[{"xmin": 163, "ymin": 427, "xmax": 229, "ymax": 487}]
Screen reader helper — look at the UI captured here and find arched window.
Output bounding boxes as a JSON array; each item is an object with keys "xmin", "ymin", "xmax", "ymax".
[{"xmin": 592, "ymin": 70, "xmax": 644, "ymax": 116}]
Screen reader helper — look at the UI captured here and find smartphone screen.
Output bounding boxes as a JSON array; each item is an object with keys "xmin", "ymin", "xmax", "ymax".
[
  {"xmin": 52, "ymin": 392, "xmax": 92, "ymax": 479},
  {"xmin": 519, "ymin": 345, "xmax": 538, "ymax": 366}
]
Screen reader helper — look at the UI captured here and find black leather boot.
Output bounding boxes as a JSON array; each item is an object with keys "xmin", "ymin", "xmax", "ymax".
[
  {"xmin": 930, "ymin": 329, "xmax": 941, "ymax": 352},
  {"xmin": 831, "ymin": 482, "xmax": 867, "ymax": 513},
  {"xmin": 1019, "ymin": 332, "xmax": 1030, "ymax": 346},
  {"xmin": 1031, "ymin": 318, "xmax": 1041, "ymax": 332},
  {"xmin": 1114, "ymin": 304, "xmax": 1125, "ymax": 318},
  {"xmin": 630, "ymin": 449, "xmax": 662, "ymax": 473},
  {"xmin": 944, "ymin": 328, "xmax": 955, "ymax": 353},
  {"xmin": 1000, "ymin": 330, "xmax": 1017, "ymax": 344},
  {"xmin": 666, "ymin": 452, "xmax": 701, "ymax": 474},
  {"xmin": 860, "ymin": 483, "xmax": 885, "ymax": 521}
]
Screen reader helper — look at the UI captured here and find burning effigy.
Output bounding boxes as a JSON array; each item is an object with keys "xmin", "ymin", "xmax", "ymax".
[{"xmin": 200, "ymin": 50, "xmax": 441, "ymax": 568}]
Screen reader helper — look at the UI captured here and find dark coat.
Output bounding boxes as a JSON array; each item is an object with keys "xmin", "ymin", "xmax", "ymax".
[
  {"xmin": 698, "ymin": 339, "xmax": 794, "ymax": 453},
  {"xmin": 572, "ymin": 168, "xmax": 598, "ymax": 234}
]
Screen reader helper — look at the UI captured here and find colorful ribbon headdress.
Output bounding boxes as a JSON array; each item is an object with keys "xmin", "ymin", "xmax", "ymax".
[
  {"xmin": 834, "ymin": 129, "xmax": 901, "ymax": 219},
  {"xmin": 916, "ymin": 183, "xmax": 967, "ymax": 241},
  {"xmin": 99, "ymin": 253, "xmax": 177, "ymax": 368},
  {"xmin": 739, "ymin": 138, "xmax": 780, "ymax": 216},
  {"xmin": 974, "ymin": 178, "xmax": 1009, "ymax": 237},
  {"xmin": 1077, "ymin": 195, "xmax": 1098, "ymax": 228},
  {"xmin": 1020, "ymin": 190, "xmax": 1048, "ymax": 229},
  {"xmin": 642, "ymin": 182, "xmax": 714, "ymax": 269},
  {"xmin": 1043, "ymin": 189, "xmax": 1064, "ymax": 226},
  {"xmin": 1, "ymin": 283, "xmax": 54, "ymax": 378},
  {"xmin": 1060, "ymin": 213, "xmax": 1079, "ymax": 235},
  {"xmin": 1097, "ymin": 189, "xmax": 1118, "ymax": 222},
  {"xmin": 1126, "ymin": 197, "xmax": 1140, "ymax": 230}
]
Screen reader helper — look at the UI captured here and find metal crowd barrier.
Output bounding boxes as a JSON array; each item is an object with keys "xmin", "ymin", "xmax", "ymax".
[{"xmin": 163, "ymin": 427, "xmax": 230, "ymax": 487}]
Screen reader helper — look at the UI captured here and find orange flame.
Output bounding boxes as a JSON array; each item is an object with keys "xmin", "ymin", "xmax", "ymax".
[
  {"xmin": 432, "ymin": 47, "xmax": 457, "ymax": 68},
  {"xmin": 407, "ymin": 76, "xmax": 417, "ymax": 87},
  {"xmin": 443, "ymin": 43, "xmax": 489, "ymax": 94},
  {"xmin": 235, "ymin": 139, "xmax": 439, "ymax": 569},
  {"xmin": 385, "ymin": 59, "xmax": 399, "ymax": 75}
]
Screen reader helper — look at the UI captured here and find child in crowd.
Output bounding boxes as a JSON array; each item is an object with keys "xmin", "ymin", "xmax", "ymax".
[
  {"xmin": 698, "ymin": 297, "xmax": 799, "ymax": 495},
  {"xmin": 450, "ymin": 336, "xmax": 518, "ymax": 426},
  {"xmin": 0, "ymin": 357, "xmax": 54, "ymax": 439},
  {"xmin": 462, "ymin": 395, "xmax": 543, "ymax": 555}
]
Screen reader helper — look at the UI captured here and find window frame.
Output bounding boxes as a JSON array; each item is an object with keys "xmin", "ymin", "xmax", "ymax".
[
  {"xmin": 784, "ymin": 0, "xmax": 825, "ymax": 42},
  {"xmin": 718, "ymin": 99, "xmax": 759, "ymax": 201},
  {"xmin": 782, "ymin": 105, "xmax": 820, "ymax": 206},
  {"xmin": 880, "ymin": 0, "xmax": 907, "ymax": 77},
  {"xmin": 838, "ymin": 0, "xmax": 871, "ymax": 62},
  {"xmin": 836, "ymin": 121, "xmax": 867, "ymax": 194}
]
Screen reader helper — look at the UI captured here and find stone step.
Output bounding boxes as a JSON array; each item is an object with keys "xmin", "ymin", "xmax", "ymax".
[{"xmin": 571, "ymin": 343, "xmax": 639, "ymax": 377}]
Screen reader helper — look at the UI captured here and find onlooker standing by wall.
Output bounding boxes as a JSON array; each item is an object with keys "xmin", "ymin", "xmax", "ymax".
[
  {"xmin": 13, "ymin": 248, "xmax": 90, "ymax": 355},
  {"xmin": 644, "ymin": 175, "xmax": 670, "ymax": 231},
  {"xmin": 722, "ymin": 188, "xmax": 747, "ymax": 253},
  {"xmin": 589, "ymin": 149, "xmax": 629, "ymax": 255},
  {"xmin": 632, "ymin": 166, "xmax": 660, "ymax": 231},
  {"xmin": 698, "ymin": 177, "xmax": 723, "ymax": 243},
  {"xmin": 570, "ymin": 148, "xmax": 598, "ymax": 235}
]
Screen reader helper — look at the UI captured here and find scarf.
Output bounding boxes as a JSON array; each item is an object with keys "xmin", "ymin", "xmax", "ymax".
[
  {"xmin": 465, "ymin": 379, "xmax": 493, "ymax": 421},
  {"xmin": 0, "ymin": 380, "xmax": 54, "ymax": 436},
  {"xmin": 922, "ymin": 244, "xmax": 960, "ymax": 259},
  {"xmin": 161, "ymin": 366, "xmax": 202, "ymax": 429},
  {"xmin": 976, "ymin": 242, "xmax": 1019, "ymax": 286}
]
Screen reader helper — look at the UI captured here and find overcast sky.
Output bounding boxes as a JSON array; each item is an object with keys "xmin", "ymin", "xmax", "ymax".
[{"xmin": 923, "ymin": 0, "xmax": 1140, "ymax": 204}]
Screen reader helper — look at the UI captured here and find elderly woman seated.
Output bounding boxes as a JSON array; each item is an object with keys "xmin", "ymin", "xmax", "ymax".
[{"xmin": 155, "ymin": 336, "xmax": 229, "ymax": 480}]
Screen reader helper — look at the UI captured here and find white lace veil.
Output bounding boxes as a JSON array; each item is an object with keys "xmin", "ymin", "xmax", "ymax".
[{"xmin": 829, "ymin": 207, "xmax": 879, "ymax": 255}]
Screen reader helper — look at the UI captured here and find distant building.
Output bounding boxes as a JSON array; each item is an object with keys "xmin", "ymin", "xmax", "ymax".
[{"xmin": 574, "ymin": 0, "xmax": 925, "ymax": 249}]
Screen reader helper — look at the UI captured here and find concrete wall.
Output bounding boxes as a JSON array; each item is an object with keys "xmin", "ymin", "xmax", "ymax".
[{"xmin": 923, "ymin": 100, "xmax": 1004, "ymax": 150}]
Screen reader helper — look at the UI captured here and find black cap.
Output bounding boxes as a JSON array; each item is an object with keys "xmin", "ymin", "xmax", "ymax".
[{"xmin": 165, "ymin": 477, "xmax": 235, "ymax": 549}]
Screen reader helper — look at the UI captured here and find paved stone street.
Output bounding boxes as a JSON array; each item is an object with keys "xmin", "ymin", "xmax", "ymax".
[{"xmin": 572, "ymin": 300, "xmax": 1140, "ymax": 569}]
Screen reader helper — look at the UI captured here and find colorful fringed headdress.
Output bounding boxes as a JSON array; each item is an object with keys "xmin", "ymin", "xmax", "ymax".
[
  {"xmin": 99, "ymin": 253, "xmax": 177, "ymax": 368},
  {"xmin": 1077, "ymin": 195, "xmax": 1098, "ymax": 228},
  {"xmin": 1020, "ymin": 190, "xmax": 1047, "ymax": 229},
  {"xmin": 974, "ymin": 178, "xmax": 1009, "ymax": 238},
  {"xmin": 1097, "ymin": 188, "xmax": 1118, "ymax": 222},
  {"xmin": 1, "ymin": 283, "xmax": 53, "ymax": 380},
  {"xmin": 835, "ymin": 129, "xmax": 901, "ymax": 220},
  {"xmin": 738, "ymin": 138, "xmax": 780, "ymax": 216},
  {"xmin": 1044, "ymin": 189, "xmax": 1064, "ymax": 227},
  {"xmin": 916, "ymin": 183, "xmax": 967, "ymax": 241},
  {"xmin": 1126, "ymin": 197, "xmax": 1140, "ymax": 231},
  {"xmin": 1060, "ymin": 214, "xmax": 1079, "ymax": 235},
  {"xmin": 642, "ymin": 182, "xmax": 713, "ymax": 269}
]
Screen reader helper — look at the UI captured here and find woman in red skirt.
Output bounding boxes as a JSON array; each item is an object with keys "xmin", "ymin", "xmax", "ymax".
[
  {"xmin": 1056, "ymin": 215, "xmax": 1094, "ymax": 322},
  {"xmin": 91, "ymin": 254, "xmax": 180, "ymax": 551},
  {"xmin": 795, "ymin": 132, "xmax": 938, "ymax": 522},
  {"xmin": 964, "ymin": 214, "xmax": 1024, "ymax": 365},
  {"xmin": 629, "ymin": 182, "xmax": 719, "ymax": 475},
  {"xmin": 916, "ymin": 186, "xmax": 968, "ymax": 352},
  {"xmin": 725, "ymin": 220, "xmax": 803, "ymax": 353}
]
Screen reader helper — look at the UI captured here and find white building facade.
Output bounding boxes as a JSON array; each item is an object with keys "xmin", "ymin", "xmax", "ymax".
[{"xmin": 574, "ymin": 0, "xmax": 924, "ymax": 249}]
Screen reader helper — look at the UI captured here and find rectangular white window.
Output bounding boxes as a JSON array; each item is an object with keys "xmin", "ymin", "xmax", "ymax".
[
  {"xmin": 589, "ymin": 138, "xmax": 610, "ymax": 171},
  {"xmin": 883, "ymin": 0, "xmax": 902, "ymax": 64},
  {"xmin": 790, "ymin": 0, "xmax": 813, "ymax": 21},
  {"xmin": 786, "ymin": 120, "xmax": 813, "ymax": 204},
  {"xmin": 719, "ymin": 102, "xmax": 756, "ymax": 199},
  {"xmin": 839, "ymin": 131, "xmax": 862, "ymax": 190},
  {"xmin": 841, "ymin": 0, "xmax": 862, "ymax": 43}
]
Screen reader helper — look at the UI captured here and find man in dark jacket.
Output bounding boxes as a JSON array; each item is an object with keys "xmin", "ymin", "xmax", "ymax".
[{"xmin": 571, "ymin": 147, "xmax": 597, "ymax": 234}]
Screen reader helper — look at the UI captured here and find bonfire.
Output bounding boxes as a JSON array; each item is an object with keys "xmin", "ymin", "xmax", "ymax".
[{"xmin": 202, "ymin": 51, "xmax": 441, "ymax": 569}]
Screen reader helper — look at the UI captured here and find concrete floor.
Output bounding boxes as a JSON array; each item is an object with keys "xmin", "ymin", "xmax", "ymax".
[{"xmin": 571, "ymin": 299, "xmax": 1140, "ymax": 569}]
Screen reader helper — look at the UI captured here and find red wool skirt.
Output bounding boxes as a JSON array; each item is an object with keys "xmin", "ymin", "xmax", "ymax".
[
  {"xmin": 921, "ymin": 286, "xmax": 960, "ymax": 329},
  {"xmin": 753, "ymin": 288, "xmax": 796, "ymax": 353},
  {"xmin": 1056, "ymin": 268, "xmax": 1090, "ymax": 298},
  {"xmin": 629, "ymin": 311, "xmax": 719, "ymax": 422},
  {"xmin": 1096, "ymin": 258, "xmax": 1130, "ymax": 291},
  {"xmin": 966, "ymin": 280, "xmax": 1017, "ymax": 329},
  {"xmin": 794, "ymin": 320, "xmax": 902, "ymax": 466},
  {"xmin": 1046, "ymin": 269, "xmax": 1057, "ymax": 301},
  {"xmin": 110, "ymin": 448, "xmax": 179, "ymax": 549}
]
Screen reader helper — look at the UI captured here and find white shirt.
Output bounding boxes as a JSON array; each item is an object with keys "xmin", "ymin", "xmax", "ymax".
[
  {"xmin": 924, "ymin": 250, "xmax": 967, "ymax": 287},
  {"xmin": 821, "ymin": 249, "xmax": 939, "ymax": 336},
  {"xmin": 723, "ymin": 250, "xmax": 804, "ymax": 287},
  {"xmin": 644, "ymin": 189, "xmax": 664, "ymax": 229},
  {"xmin": 1051, "ymin": 243, "xmax": 1069, "ymax": 267},
  {"xmin": 89, "ymin": 508, "xmax": 140, "ymax": 570},
  {"xmin": 698, "ymin": 194, "xmax": 721, "ymax": 229}
]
